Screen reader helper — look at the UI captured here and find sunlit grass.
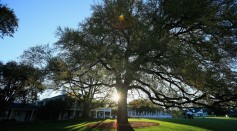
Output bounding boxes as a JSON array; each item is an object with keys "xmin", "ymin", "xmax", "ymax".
[{"xmin": 128, "ymin": 118, "xmax": 208, "ymax": 131}]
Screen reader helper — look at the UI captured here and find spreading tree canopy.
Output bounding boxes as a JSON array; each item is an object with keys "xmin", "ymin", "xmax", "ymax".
[
  {"xmin": 33, "ymin": 0, "xmax": 237, "ymax": 130},
  {"xmin": 47, "ymin": 57, "xmax": 112, "ymax": 118},
  {"xmin": 0, "ymin": 3, "xmax": 18, "ymax": 38},
  {"xmin": 21, "ymin": 45, "xmax": 113, "ymax": 118}
]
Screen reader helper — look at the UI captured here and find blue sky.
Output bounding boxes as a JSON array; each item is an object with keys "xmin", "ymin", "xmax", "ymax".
[{"xmin": 0, "ymin": 0, "xmax": 100, "ymax": 63}]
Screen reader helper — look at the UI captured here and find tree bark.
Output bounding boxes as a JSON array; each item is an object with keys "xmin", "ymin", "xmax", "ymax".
[
  {"xmin": 81, "ymin": 102, "xmax": 90, "ymax": 118},
  {"xmin": 116, "ymin": 85, "xmax": 134, "ymax": 131}
]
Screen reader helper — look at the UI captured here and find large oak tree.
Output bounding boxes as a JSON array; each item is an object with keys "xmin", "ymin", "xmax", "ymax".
[{"xmin": 46, "ymin": 0, "xmax": 237, "ymax": 130}]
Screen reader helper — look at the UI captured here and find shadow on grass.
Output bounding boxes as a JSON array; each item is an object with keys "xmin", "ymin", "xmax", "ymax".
[
  {"xmin": 117, "ymin": 123, "xmax": 134, "ymax": 131},
  {"xmin": 64, "ymin": 119, "xmax": 109, "ymax": 131},
  {"xmin": 0, "ymin": 118, "xmax": 108, "ymax": 131},
  {"xmin": 66, "ymin": 119, "xmax": 134, "ymax": 131},
  {"xmin": 155, "ymin": 117, "xmax": 237, "ymax": 131}
]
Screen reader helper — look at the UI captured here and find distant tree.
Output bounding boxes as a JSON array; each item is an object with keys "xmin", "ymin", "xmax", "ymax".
[
  {"xmin": 0, "ymin": 3, "xmax": 18, "ymax": 38},
  {"xmin": 0, "ymin": 61, "xmax": 45, "ymax": 110},
  {"xmin": 20, "ymin": 44, "xmax": 53, "ymax": 69},
  {"xmin": 54, "ymin": 1, "xmax": 237, "ymax": 130}
]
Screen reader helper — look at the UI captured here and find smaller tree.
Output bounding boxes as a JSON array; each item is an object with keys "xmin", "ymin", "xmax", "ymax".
[
  {"xmin": 0, "ymin": 3, "xmax": 18, "ymax": 38},
  {"xmin": 20, "ymin": 44, "xmax": 53, "ymax": 69},
  {"xmin": 0, "ymin": 61, "xmax": 45, "ymax": 109}
]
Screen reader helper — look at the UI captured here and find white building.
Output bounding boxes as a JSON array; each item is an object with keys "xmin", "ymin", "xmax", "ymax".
[
  {"xmin": 127, "ymin": 109, "xmax": 172, "ymax": 118},
  {"xmin": 90, "ymin": 108, "xmax": 112, "ymax": 118}
]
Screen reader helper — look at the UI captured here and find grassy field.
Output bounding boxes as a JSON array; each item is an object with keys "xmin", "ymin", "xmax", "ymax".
[{"xmin": 1, "ymin": 117, "xmax": 237, "ymax": 131}]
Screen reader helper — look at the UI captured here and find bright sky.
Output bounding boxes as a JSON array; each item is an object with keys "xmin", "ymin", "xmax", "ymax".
[{"xmin": 0, "ymin": 0, "xmax": 100, "ymax": 63}]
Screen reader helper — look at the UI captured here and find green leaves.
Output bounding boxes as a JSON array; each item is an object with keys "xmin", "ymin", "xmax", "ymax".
[
  {"xmin": 0, "ymin": 61, "xmax": 45, "ymax": 104},
  {"xmin": 0, "ymin": 4, "xmax": 18, "ymax": 38}
]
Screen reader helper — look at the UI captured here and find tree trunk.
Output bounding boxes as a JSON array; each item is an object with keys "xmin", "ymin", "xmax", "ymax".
[
  {"xmin": 116, "ymin": 86, "xmax": 134, "ymax": 131},
  {"xmin": 81, "ymin": 102, "xmax": 90, "ymax": 118}
]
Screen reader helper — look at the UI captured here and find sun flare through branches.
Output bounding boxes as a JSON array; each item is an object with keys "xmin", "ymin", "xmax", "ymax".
[{"xmin": 112, "ymin": 93, "xmax": 120, "ymax": 103}]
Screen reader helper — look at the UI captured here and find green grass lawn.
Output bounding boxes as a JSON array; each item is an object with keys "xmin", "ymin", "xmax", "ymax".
[{"xmin": 1, "ymin": 117, "xmax": 237, "ymax": 131}]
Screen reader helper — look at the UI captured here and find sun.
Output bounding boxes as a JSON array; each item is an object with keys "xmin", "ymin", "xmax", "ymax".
[
  {"xmin": 119, "ymin": 15, "xmax": 124, "ymax": 22},
  {"xmin": 112, "ymin": 93, "xmax": 120, "ymax": 102}
]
